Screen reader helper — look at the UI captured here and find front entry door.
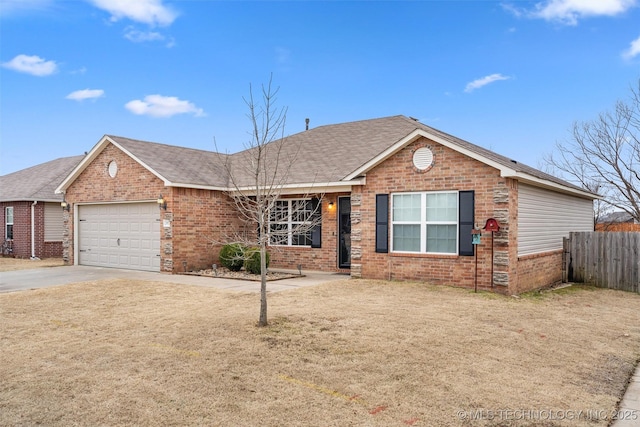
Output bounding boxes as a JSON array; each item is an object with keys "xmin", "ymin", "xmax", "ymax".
[{"xmin": 338, "ymin": 197, "xmax": 351, "ymax": 268}]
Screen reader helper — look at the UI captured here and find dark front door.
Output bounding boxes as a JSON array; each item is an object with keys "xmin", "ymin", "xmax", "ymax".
[{"xmin": 338, "ymin": 197, "xmax": 351, "ymax": 268}]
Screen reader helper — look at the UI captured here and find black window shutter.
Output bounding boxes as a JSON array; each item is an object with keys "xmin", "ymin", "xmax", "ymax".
[
  {"xmin": 310, "ymin": 198, "xmax": 321, "ymax": 248},
  {"xmin": 458, "ymin": 190, "xmax": 475, "ymax": 256},
  {"xmin": 376, "ymin": 194, "xmax": 389, "ymax": 253}
]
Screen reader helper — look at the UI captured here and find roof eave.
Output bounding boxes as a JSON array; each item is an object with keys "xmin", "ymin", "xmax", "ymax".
[
  {"xmin": 55, "ymin": 135, "xmax": 172, "ymax": 194},
  {"xmin": 0, "ymin": 198, "xmax": 63, "ymax": 203},
  {"xmin": 502, "ymin": 171, "xmax": 600, "ymax": 199},
  {"xmin": 166, "ymin": 183, "xmax": 230, "ymax": 191},
  {"xmin": 343, "ymin": 128, "xmax": 598, "ymax": 200},
  {"xmin": 343, "ymin": 128, "xmax": 515, "ymax": 181},
  {"xmin": 232, "ymin": 179, "xmax": 366, "ymax": 196}
]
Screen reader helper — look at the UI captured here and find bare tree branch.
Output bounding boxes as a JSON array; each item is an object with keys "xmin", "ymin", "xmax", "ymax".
[
  {"xmin": 544, "ymin": 79, "xmax": 640, "ymax": 223},
  {"xmin": 212, "ymin": 75, "xmax": 324, "ymax": 327}
]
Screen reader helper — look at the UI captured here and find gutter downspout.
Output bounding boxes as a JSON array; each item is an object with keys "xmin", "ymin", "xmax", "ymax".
[{"xmin": 31, "ymin": 201, "xmax": 40, "ymax": 260}]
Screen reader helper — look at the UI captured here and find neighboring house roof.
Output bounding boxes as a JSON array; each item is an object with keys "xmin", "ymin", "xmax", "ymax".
[
  {"xmin": 56, "ymin": 115, "xmax": 597, "ymax": 199},
  {"xmin": 0, "ymin": 155, "xmax": 84, "ymax": 202},
  {"xmin": 599, "ymin": 211, "xmax": 637, "ymax": 223}
]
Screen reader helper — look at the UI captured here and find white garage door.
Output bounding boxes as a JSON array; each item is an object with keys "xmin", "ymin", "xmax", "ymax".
[{"xmin": 78, "ymin": 203, "xmax": 161, "ymax": 271}]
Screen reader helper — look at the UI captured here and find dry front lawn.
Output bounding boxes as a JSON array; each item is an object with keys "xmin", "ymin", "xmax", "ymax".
[
  {"xmin": 0, "ymin": 257, "xmax": 64, "ymax": 271},
  {"xmin": 1, "ymin": 278, "xmax": 639, "ymax": 426}
]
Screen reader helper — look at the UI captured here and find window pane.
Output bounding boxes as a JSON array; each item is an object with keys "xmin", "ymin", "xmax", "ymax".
[
  {"xmin": 292, "ymin": 232, "xmax": 312, "ymax": 246},
  {"xmin": 392, "ymin": 194, "xmax": 421, "ymax": 221},
  {"xmin": 5, "ymin": 207, "xmax": 13, "ymax": 224},
  {"xmin": 268, "ymin": 199, "xmax": 318, "ymax": 247},
  {"xmin": 426, "ymin": 224, "xmax": 457, "ymax": 253},
  {"xmin": 425, "ymin": 193, "xmax": 457, "ymax": 222},
  {"xmin": 291, "ymin": 200, "xmax": 312, "ymax": 222},
  {"xmin": 270, "ymin": 201, "xmax": 288, "ymax": 223},
  {"xmin": 393, "ymin": 224, "xmax": 420, "ymax": 252},
  {"xmin": 269, "ymin": 223, "xmax": 288, "ymax": 245},
  {"xmin": 6, "ymin": 224, "xmax": 13, "ymax": 240}
]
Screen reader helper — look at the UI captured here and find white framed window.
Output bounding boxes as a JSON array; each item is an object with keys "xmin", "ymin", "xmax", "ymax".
[
  {"xmin": 269, "ymin": 199, "xmax": 315, "ymax": 246},
  {"xmin": 5, "ymin": 206, "xmax": 14, "ymax": 240},
  {"xmin": 391, "ymin": 191, "xmax": 458, "ymax": 254}
]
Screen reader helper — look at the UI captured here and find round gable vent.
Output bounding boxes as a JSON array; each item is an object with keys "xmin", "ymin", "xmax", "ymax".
[
  {"xmin": 108, "ymin": 160, "xmax": 118, "ymax": 178},
  {"xmin": 412, "ymin": 147, "xmax": 434, "ymax": 171}
]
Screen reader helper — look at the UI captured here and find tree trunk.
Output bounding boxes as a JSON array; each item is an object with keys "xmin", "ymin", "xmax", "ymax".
[{"xmin": 258, "ymin": 242, "xmax": 268, "ymax": 327}]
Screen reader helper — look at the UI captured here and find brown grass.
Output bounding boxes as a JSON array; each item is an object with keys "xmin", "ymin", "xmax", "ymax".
[
  {"xmin": 0, "ymin": 257, "xmax": 64, "ymax": 271},
  {"xmin": 1, "ymin": 278, "xmax": 639, "ymax": 426}
]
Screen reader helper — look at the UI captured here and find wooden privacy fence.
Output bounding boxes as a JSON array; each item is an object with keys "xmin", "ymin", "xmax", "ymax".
[{"xmin": 564, "ymin": 232, "xmax": 640, "ymax": 293}]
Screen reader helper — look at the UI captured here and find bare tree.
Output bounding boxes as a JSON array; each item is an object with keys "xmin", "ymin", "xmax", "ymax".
[
  {"xmin": 214, "ymin": 76, "xmax": 322, "ymax": 327},
  {"xmin": 545, "ymin": 80, "xmax": 640, "ymax": 223}
]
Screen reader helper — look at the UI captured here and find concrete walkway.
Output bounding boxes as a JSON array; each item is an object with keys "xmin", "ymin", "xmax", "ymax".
[
  {"xmin": 0, "ymin": 265, "xmax": 349, "ymax": 293},
  {"xmin": 612, "ymin": 366, "xmax": 640, "ymax": 426}
]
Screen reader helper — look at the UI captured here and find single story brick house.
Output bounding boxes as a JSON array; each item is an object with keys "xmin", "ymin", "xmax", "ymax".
[
  {"xmin": 1, "ymin": 155, "xmax": 83, "ymax": 258},
  {"xmin": 55, "ymin": 115, "xmax": 597, "ymax": 294}
]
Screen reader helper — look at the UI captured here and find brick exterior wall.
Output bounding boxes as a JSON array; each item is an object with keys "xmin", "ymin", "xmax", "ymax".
[
  {"xmin": 63, "ymin": 143, "xmax": 342, "ymax": 273},
  {"xmin": 168, "ymin": 187, "xmax": 240, "ymax": 273},
  {"xmin": 1, "ymin": 201, "xmax": 29, "ymax": 258},
  {"xmin": 267, "ymin": 193, "xmax": 351, "ymax": 273},
  {"xmin": 350, "ymin": 137, "xmax": 519, "ymax": 293},
  {"xmin": 64, "ymin": 144, "xmax": 166, "ymax": 267},
  {"xmin": 1, "ymin": 201, "xmax": 63, "ymax": 259},
  {"xmin": 64, "ymin": 143, "xmax": 243, "ymax": 273},
  {"xmin": 516, "ymin": 250, "xmax": 563, "ymax": 294},
  {"xmin": 61, "ymin": 138, "xmax": 568, "ymax": 293}
]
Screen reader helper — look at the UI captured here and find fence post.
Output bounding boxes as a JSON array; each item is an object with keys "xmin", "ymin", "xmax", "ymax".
[{"xmin": 562, "ymin": 236, "xmax": 570, "ymax": 283}]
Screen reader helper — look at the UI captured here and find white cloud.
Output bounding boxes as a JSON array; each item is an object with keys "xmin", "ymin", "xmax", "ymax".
[
  {"xmin": 1, "ymin": 54, "xmax": 57, "ymax": 76},
  {"xmin": 125, "ymin": 95, "xmax": 205, "ymax": 118},
  {"xmin": 89, "ymin": 0, "xmax": 178, "ymax": 26},
  {"xmin": 124, "ymin": 28, "xmax": 164, "ymax": 42},
  {"xmin": 66, "ymin": 89, "xmax": 105, "ymax": 101},
  {"xmin": 501, "ymin": 2, "xmax": 524, "ymax": 18},
  {"xmin": 622, "ymin": 35, "xmax": 640, "ymax": 59},
  {"xmin": 526, "ymin": 0, "xmax": 637, "ymax": 25},
  {"xmin": 464, "ymin": 74, "xmax": 511, "ymax": 93},
  {"xmin": 123, "ymin": 27, "xmax": 175, "ymax": 47},
  {"xmin": 0, "ymin": 0, "xmax": 53, "ymax": 17}
]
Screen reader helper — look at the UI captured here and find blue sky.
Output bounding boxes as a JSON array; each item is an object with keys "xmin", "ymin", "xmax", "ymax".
[{"xmin": 1, "ymin": 0, "xmax": 639, "ymax": 176}]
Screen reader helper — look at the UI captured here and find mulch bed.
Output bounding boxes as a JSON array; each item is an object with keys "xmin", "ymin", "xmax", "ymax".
[{"xmin": 181, "ymin": 267, "xmax": 302, "ymax": 281}]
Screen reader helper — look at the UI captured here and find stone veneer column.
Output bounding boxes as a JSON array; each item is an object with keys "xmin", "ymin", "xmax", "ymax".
[
  {"xmin": 350, "ymin": 190, "xmax": 363, "ymax": 278},
  {"xmin": 62, "ymin": 209, "xmax": 71, "ymax": 264},
  {"xmin": 161, "ymin": 211, "xmax": 173, "ymax": 272},
  {"xmin": 491, "ymin": 183, "xmax": 511, "ymax": 288}
]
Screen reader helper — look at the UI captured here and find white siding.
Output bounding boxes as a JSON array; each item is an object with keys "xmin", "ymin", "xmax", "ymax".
[
  {"xmin": 518, "ymin": 183, "xmax": 593, "ymax": 256},
  {"xmin": 44, "ymin": 202, "xmax": 64, "ymax": 242}
]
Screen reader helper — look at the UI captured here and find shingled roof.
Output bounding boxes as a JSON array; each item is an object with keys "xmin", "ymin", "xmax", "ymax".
[
  {"xmin": 104, "ymin": 116, "xmax": 419, "ymax": 188},
  {"xmin": 225, "ymin": 115, "xmax": 421, "ymax": 187},
  {"xmin": 1, "ymin": 155, "xmax": 84, "ymax": 202},
  {"xmin": 410, "ymin": 117, "xmax": 590, "ymax": 194},
  {"xmin": 108, "ymin": 136, "xmax": 230, "ymax": 188},
  {"xmin": 226, "ymin": 115, "xmax": 593, "ymax": 196},
  {"xmin": 56, "ymin": 115, "xmax": 596, "ymax": 198}
]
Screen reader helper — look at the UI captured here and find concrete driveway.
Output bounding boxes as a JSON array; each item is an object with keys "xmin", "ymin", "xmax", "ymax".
[{"xmin": 0, "ymin": 265, "xmax": 348, "ymax": 293}]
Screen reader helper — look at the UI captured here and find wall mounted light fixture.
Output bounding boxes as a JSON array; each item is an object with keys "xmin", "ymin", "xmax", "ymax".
[
  {"xmin": 61, "ymin": 199, "xmax": 70, "ymax": 212},
  {"xmin": 328, "ymin": 202, "xmax": 334, "ymax": 209},
  {"xmin": 157, "ymin": 194, "xmax": 167, "ymax": 210}
]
